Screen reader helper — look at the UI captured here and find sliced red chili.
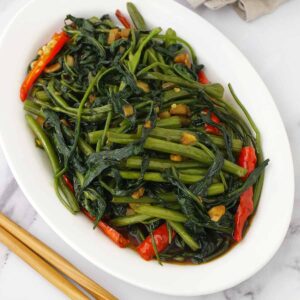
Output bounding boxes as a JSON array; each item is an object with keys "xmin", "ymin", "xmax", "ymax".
[
  {"xmin": 203, "ymin": 108, "xmax": 221, "ymax": 135},
  {"xmin": 237, "ymin": 146, "xmax": 257, "ymax": 180},
  {"xmin": 83, "ymin": 210, "xmax": 130, "ymax": 248},
  {"xmin": 233, "ymin": 146, "xmax": 257, "ymax": 242},
  {"xmin": 115, "ymin": 9, "xmax": 131, "ymax": 29},
  {"xmin": 20, "ymin": 31, "xmax": 69, "ymax": 101},
  {"xmin": 136, "ymin": 223, "xmax": 175, "ymax": 261},
  {"xmin": 233, "ymin": 186, "xmax": 254, "ymax": 242},
  {"xmin": 197, "ymin": 70, "xmax": 209, "ymax": 84},
  {"xmin": 62, "ymin": 175, "xmax": 74, "ymax": 193}
]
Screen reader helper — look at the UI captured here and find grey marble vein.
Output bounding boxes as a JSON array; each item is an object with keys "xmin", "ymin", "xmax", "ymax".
[
  {"xmin": 287, "ymin": 259, "xmax": 300, "ymax": 273},
  {"xmin": 0, "ymin": 251, "xmax": 10, "ymax": 270},
  {"xmin": 0, "ymin": 178, "xmax": 18, "ymax": 210},
  {"xmin": 0, "ymin": 0, "xmax": 300, "ymax": 299},
  {"xmin": 288, "ymin": 218, "xmax": 300, "ymax": 235}
]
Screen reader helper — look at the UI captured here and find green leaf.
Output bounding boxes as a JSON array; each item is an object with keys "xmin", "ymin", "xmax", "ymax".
[{"xmin": 128, "ymin": 27, "xmax": 162, "ymax": 73}]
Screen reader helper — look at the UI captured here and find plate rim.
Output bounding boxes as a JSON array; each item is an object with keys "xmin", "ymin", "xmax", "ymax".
[{"xmin": 0, "ymin": 0, "xmax": 295, "ymax": 296}]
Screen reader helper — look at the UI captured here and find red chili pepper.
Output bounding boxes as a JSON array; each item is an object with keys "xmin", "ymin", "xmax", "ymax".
[
  {"xmin": 83, "ymin": 210, "xmax": 130, "ymax": 248},
  {"xmin": 115, "ymin": 9, "xmax": 131, "ymax": 29},
  {"xmin": 197, "ymin": 70, "xmax": 209, "ymax": 84},
  {"xmin": 203, "ymin": 108, "xmax": 221, "ymax": 135},
  {"xmin": 237, "ymin": 146, "xmax": 257, "ymax": 180},
  {"xmin": 233, "ymin": 146, "xmax": 257, "ymax": 242},
  {"xmin": 136, "ymin": 223, "xmax": 175, "ymax": 261},
  {"xmin": 62, "ymin": 175, "xmax": 74, "ymax": 193},
  {"xmin": 233, "ymin": 186, "xmax": 254, "ymax": 242},
  {"xmin": 20, "ymin": 31, "xmax": 70, "ymax": 101}
]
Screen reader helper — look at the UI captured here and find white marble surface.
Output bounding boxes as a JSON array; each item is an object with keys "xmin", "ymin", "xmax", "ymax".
[{"xmin": 0, "ymin": 0, "xmax": 299, "ymax": 299}]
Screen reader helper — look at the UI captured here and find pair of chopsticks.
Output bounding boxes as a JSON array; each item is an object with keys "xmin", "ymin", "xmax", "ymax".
[{"xmin": 0, "ymin": 212, "xmax": 117, "ymax": 300}]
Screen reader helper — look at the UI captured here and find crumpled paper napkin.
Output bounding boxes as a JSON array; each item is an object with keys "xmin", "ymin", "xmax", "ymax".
[{"xmin": 187, "ymin": 0, "xmax": 287, "ymax": 21}]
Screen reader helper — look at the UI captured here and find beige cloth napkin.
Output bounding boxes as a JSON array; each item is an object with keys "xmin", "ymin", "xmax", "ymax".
[{"xmin": 187, "ymin": 0, "xmax": 287, "ymax": 21}]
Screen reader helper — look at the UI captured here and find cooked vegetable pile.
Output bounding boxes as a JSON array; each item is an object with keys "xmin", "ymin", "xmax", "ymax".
[{"xmin": 21, "ymin": 3, "xmax": 269, "ymax": 263}]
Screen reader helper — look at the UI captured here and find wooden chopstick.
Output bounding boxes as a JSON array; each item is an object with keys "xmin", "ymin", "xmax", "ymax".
[
  {"xmin": 0, "ymin": 226, "xmax": 89, "ymax": 300},
  {"xmin": 0, "ymin": 213, "xmax": 117, "ymax": 300}
]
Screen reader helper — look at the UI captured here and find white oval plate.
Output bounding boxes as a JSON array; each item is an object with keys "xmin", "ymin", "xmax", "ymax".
[{"xmin": 0, "ymin": 0, "xmax": 294, "ymax": 296}]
